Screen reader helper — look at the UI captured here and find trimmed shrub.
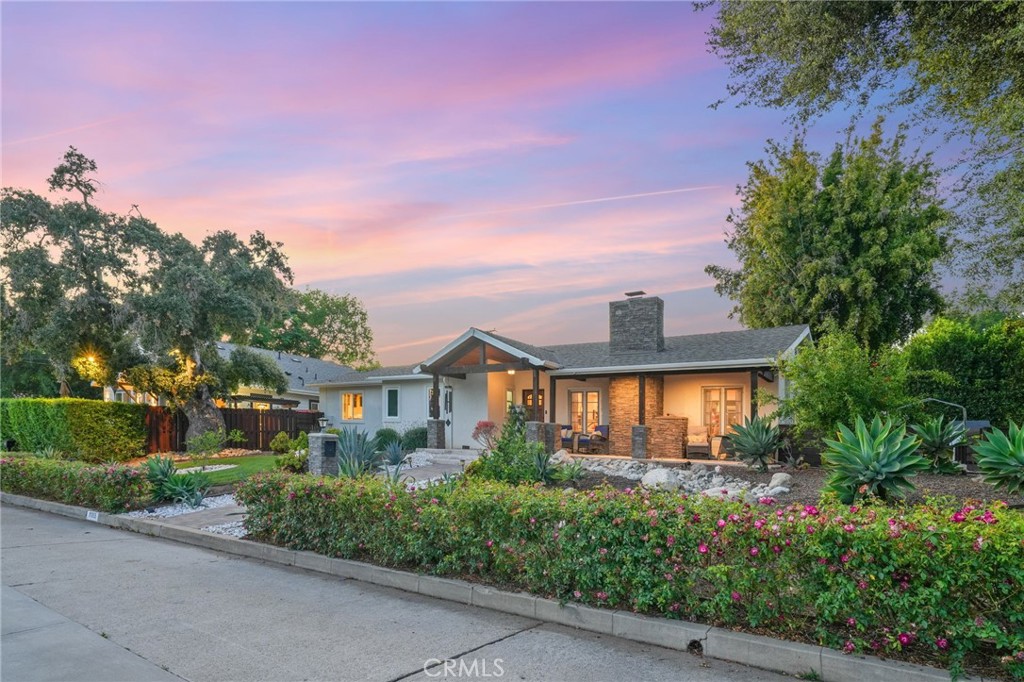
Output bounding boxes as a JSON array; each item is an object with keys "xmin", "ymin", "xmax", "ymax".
[
  {"xmin": 374, "ymin": 427, "xmax": 401, "ymax": 450},
  {"xmin": 400, "ymin": 426, "xmax": 428, "ymax": 450},
  {"xmin": 0, "ymin": 398, "xmax": 146, "ymax": 462},
  {"xmin": 275, "ymin": 450, "xmax": 308, "ymax": 473},
  {"xmin": 0, "ymin": 456, "xmax": 151, "ymax": 512},
  {"xmin": 269, "ymin": 431, "xmax": 292, "ymax": 454},
  {"xmin": 237, "ymin": 474, "xmax": 1024, "ymax": 679}
]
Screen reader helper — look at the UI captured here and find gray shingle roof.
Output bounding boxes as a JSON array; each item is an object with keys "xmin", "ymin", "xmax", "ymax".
[
  {"xmin": 315, "ymin": 364, "xmax": 423, "ymax": 385},
  {"xmin": 215, "ymin": 342, "xmax": 352, "ymax": 394},
  {"xmin": 546, "ymin": 324, "xmax": 810, "ymax": 371},
  {"xmin": 315, "ymin": 325, "xmax": 809, "ymax": 386}
]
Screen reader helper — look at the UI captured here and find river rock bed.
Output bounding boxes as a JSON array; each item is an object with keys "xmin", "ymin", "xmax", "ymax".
[{"xmin": 552, "ymin": 451, "xmax": 793, "ymax": 502}]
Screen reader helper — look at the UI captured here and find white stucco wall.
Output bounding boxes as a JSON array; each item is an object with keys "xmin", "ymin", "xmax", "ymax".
[{"xmin": 662, "ymin": 372, "xmax": 779, "ymax": 433}]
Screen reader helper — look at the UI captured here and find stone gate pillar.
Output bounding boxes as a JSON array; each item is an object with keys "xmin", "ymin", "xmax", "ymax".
[{"xmin": 308, "ymin": 432, "xmax": 340, "ymax": 476}]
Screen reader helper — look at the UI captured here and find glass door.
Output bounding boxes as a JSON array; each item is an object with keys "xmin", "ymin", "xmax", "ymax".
[
  {"xmin": 569, "ymin": 390, "xmax": 600, "ymax": 433},
  {"xmin": 522, "ymin": 389, "xmax": 545, "ymax": 421},
  {"xmin": 703, "ymin": 386, "xmax": 744, "ymax": 435}
]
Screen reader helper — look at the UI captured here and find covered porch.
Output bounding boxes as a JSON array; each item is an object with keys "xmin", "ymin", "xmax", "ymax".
[{"xmin": 415, "ymin": 328, "xmax": 781, "ymax": 458}]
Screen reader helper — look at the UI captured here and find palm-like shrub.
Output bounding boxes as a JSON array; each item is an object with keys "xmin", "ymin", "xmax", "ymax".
[
  {"xmin": 823, "ymin": 415, "xmax": 929, "ymax": 504},
  {"xmin": 972, "ymin": 421, "xmax": 1024, "ymax": 495},
  {"xmin": 729, "ymin": 415, "xmax": 781, "ymax": 472},
  {"xmin": 337, "ymin": 427, "xmax": 382, "ymax": 478},
  {"xmin": 910, "ymin": 415, "xmax": 966, "ymax": 474}
]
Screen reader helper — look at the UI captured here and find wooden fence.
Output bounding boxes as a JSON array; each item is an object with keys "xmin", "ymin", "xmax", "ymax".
[{"xmin": 146, "ymin": 407, "xmax": 323, "ymax": 453}]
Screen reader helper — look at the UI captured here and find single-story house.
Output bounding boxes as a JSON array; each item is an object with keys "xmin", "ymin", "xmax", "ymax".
[
  {"xmin": 104, "ymin": 342, "xmax": 348, "ymax": 412},
  {"xmin": 313, "ymin": 293, "xmax": 811, "ymax": 458}
]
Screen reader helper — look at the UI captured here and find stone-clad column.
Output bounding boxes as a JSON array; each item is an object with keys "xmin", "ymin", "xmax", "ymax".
[
  {"xmin": 308, "ymin": 432, "xmax": 340, "ymax": 476},
  {"xmin": 527, "ymin": 421, "xmax": 557, "ymax": 454},
  {"xmin": 427, "ymin": 419, "xmax": 446, "ymax": 449}
]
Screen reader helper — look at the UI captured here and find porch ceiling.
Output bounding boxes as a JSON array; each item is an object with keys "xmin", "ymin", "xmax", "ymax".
[{"xmin": 418, "ymin": 328, "xmax": 559, "ymax": 375}]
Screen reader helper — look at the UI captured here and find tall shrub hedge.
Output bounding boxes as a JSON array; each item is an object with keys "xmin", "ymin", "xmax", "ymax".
[
  {"xmin": 0, "ymin": 398, "xmax": 147, "ymax": 462},
  {"xmin": 0, "ymin": 456, "xmax": 151, "ymax": 512},
  {"xmin": 238, "ymin": 474, "xmax": 1024, "ymax": 679}
]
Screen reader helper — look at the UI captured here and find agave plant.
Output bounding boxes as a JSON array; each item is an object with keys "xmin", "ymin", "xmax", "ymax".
[
  {"xmin": 972, "ymin": 421, "xmax": 1024, "ymax": 495},
  {"xmin": 823, "ymin": 415, "xmax": 929, "ymax": 504},
  {"xmin": 531, "ymin": 449, "xmax": 558, "ymax": 484},
  {"xmin": 159, "ymin": 471, "xmax": 210, "ymax": 508},
  {"xmin": 382, "ymin": 440, "xmax": 406, "ymax": 466},
  {"xmin": 336, "ymin": 427, "xmax": 382, "ymax": 478},
  {"xmin": 729, "ymin": 415, "xmax": 781, "ymax": 472},
  {"xmin": 381, "ymin": 459, "xmax": 408, "ymax": 489},
  {"xmin": 910, "ymin": 415, "xmax": 966, "ymax": 474},
  {"xmin": 145, "ymin": 455, "xmax": 177, "ymax": 494},
  {"xmin": 553, "ymin": 459, "xmax": 586, "ymax": 484}
]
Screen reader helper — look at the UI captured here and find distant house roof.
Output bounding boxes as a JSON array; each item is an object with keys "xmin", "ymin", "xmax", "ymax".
[
  {"xmin": 215, "ymin": 342, "xmax": 352, "ymax": 395},
  {"xmin": 313, "ymin": 364, "xmax": 423, "ymax": 387},
  {"xmin": 312, "ymin": 324, "xmax": 811, "ymax": 387}
]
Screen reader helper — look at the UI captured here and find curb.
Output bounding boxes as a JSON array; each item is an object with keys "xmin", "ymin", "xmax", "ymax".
[{"xmin": 1, "ymin": 492, "xmax": 975, "ymax": 682}]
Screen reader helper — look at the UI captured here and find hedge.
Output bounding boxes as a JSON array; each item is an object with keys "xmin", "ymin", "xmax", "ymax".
[
  {"xmin": 237, "ymin": 474, "xmax": 1024, "ymax": 680},
  {"xmin": 0, "ymin": 456, "xmax": 151, "ymax": 512},
  {"xmin": 0, "ymin": 398, "xmax": 147, "ymax": 462}
]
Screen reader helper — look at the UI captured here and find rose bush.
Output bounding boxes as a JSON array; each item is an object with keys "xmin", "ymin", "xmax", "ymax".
[
  {"xmin": 0, "ymin": 456, "xmax": 151, "ymax": 512},
  {"xmin": 238, "ymin": 473, "xmax": 1024, "ymax": 679}
]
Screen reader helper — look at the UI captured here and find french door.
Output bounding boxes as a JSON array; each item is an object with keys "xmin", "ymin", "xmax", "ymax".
[{"xmin": 703, "ymin": 386, "xmax": 743, "ymax": 435}]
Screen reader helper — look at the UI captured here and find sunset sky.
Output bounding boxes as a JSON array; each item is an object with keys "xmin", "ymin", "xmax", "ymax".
[{"xmin": 3, "ymin": 3, "xmax": 920, "ymax": 365}]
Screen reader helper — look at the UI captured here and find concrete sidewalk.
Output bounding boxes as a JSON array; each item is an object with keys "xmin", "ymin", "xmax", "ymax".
[{"xmin": 1, "ymin": 505, "xmax": 787, "ymax": 682}]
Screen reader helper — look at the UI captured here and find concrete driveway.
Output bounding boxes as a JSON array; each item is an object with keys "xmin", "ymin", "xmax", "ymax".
[{"xmin": 1, "ymin": 505, "xmax": 790, "ymax": 682}]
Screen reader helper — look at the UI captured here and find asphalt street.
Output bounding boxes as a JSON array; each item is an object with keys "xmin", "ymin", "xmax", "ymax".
[{"xmin": 1, "ymin": 505, "xmax": 791, "ymax": 682}]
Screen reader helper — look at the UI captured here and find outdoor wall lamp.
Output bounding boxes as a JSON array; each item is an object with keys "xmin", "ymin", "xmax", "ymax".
[{"xmin": 318, "ymin": 416, "xmax": 329, "ymax": 432}]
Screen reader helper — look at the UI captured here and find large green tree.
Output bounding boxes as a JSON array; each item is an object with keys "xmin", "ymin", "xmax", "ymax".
[
  {"xmin": 1, "ymin": 147, "xmax": 292, "ymax": 438},
  {"xmin": 702, "ymin": 0, "xmax": 1024, "ymax": 310},
  {"xmin": 705, "ymin": 122, "xmax": 947, "ymax": 350},
  {"xmin": 249, "ymin": 289, "xmax": 377, "ymax": 368}
]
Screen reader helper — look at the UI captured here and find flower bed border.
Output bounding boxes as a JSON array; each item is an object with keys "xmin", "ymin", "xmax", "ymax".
[{"xmin": 0, "ymin": 491, "xmax": 979, "ymax": 682}]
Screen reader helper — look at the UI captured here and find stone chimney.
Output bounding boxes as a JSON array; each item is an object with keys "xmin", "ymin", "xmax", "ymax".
[{"xmin": 609, "ymin": 292, "xmax": 664, "ymax": 354}]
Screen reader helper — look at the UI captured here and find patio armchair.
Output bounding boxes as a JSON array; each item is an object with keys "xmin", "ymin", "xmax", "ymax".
[
  {"xmin": 579, "ymin": 425, "xmax": 609, "ymax": 454},
  {"xmin": 560, "ymin": 426, "xmax": 575, "ymax": 452}
]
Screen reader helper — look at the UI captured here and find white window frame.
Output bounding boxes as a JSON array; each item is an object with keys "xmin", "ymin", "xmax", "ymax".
[
  {"xmin": 701, "ymin": 385, "xmax": 744, "ymax": 436},
  {"xmin": 341, "ymin": 391, "xmax": 364, "ymax": 422},
  {"xmin": 567, "ymin": 389, "xmax": 601, "ymax": 433},
  {"xmin": 309, "ymin": 399, "xmax": 320, "ymax": 412},
  {"xmin": 383, "ymin": 386, "xmax": 400, "ymax": 421}
]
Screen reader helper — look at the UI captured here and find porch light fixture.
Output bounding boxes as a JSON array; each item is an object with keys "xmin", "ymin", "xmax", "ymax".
[
  {"xmin": 318, "ymin": 416, "xmax": 329, "ymax": 432},
  {"xmin": 507, "ymin": 369, "xmax": 516, "ymax": 375}
]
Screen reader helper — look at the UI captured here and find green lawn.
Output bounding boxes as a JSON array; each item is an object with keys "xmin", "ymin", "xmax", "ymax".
[{"xmin": 175, "ymin": 455, "xmax": 278, "ymax": 485}]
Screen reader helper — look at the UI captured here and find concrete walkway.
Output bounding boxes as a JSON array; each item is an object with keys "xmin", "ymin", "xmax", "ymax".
[{"xmin": 1, "ymin": 505, "xmax": 789, "ymax": 682}]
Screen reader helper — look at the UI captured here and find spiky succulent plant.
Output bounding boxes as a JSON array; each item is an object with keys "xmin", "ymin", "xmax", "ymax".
[
  {"xmin": 729, "ymin": 415, "xmax": 781, "ymax": 472},
  {"xmin": 972, "ymin": 422, "xmax": 1024, "ymax": 495},
  {"xmin": 823, "ymin": 415, "xmax": 929, "ymax": 504},
  {"xmin": 910, "ymin": 415, "xmax": 966, "ymax": 474}
]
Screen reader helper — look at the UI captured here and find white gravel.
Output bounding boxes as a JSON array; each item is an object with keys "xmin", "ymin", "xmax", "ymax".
[
  {"xmin": 121, "ymin": 494, "xmax": 237, "ymax": 518},
  {"xmin": 200, "ymin": 520, "xmax": 247, "ymax": 538},
  {"xmin": 176, "ymin": 464, "xmax": 238, "ymax": 474}
]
